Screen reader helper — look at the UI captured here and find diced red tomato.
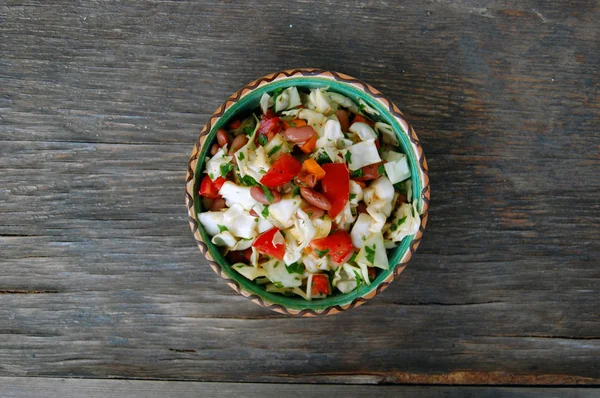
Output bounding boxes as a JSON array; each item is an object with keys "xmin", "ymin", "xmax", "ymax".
[
  {"xmin": 320, "ymin": 163, "xmax": 350, "ymax": 218},
  {"xmin": 260, "ymin": 153, "xmax": 302, "ymax": 188},
  {"xmin": 309, "ymin": 230, "xmax": 354, "ymax": 265},
  {"xmin": 311, "ymin": 274, "xmax": 331, "ymax": 296},
  {"xmin": 252, "ymin": 227, "xmax": 285, "ymax": 260},
  {"xmin": 353, "ymin": 114, "xmax": 374, "ymax": 126},
  {"xmin": 351, "ymin": 161, "xmax": 386, "ymax": 182},
  {"xmin": 199, "ymin": 175, "xmax": 226, "ymax": 199},
  {"xmin": 264, "ymin": 109, "xmax": 277, "ymax": 119},
  {"xmin": 257, "ymin": 116, "xmax": 283, "ymax": 142}
]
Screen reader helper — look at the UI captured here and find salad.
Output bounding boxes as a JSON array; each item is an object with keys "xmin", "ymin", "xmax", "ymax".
[{"xmin": 198, "ymin": 86, "xmax": 421, "ymax": 300}]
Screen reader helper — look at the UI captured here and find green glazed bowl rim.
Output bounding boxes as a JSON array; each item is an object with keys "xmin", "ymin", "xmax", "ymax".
[{"xmin": 185, "ymin": 69, "xmax": 430, "ymax": 316}]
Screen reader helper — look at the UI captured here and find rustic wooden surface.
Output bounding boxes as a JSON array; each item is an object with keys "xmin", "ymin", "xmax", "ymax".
[
  {"xmin": 3, "ymin": 378, "xmax": 599, "ymax": 398},
  {"xmin": 1, "ymin": 0, "xmax": 599, "ymax": 392}
]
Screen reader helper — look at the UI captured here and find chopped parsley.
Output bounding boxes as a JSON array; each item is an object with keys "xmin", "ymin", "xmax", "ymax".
[
  {"xmin": 217, "ymin": 224, "xmax": 228, "ymax": 233},
  {"xmin": 357, "ymin": 102, "xmax": 366, "ymax": 113},
  {"xmin": 258, "ymin": 134, "xmax": 268, "ymax": 146},
  {"xmin": 267, "ymin": 144, "xmax": 282, "ymax": 157},
  {"xmin": 316, "ymin": 152, "xmax": 332, "ymax": 165},
  {"xmin": 287, "ymin": 121, "xmax": 296, "ymax": 127},
  {"xmin": 397, "ymin": 216, "xmax": 407, "ymax": 227},
  {"xmin": 237, "ymin": 152, "xmax": 245, "ymax": 161},
  {"xmin": 351, "ymin": 169, "xmax": 363, "ymax": 178},
  {"xmin": 254, "ymin": 218, "xmax": 259, "ymax": 223},
  {"xmin": 220, "ymin": 163, "xmax": 234, "ymax": 178},
  {"xmin": 259, "ymin": 169, "xmax": 266, "ymax": 174},
  {"xmin": 349, "ymin": 193, "xmax": 357, "ymax": 201},
  {"xmin": 344, "ymin": 150, "xmax": 352, "ymax": 163},
  {"xmin": 261, "ymin": 205, "xmax": 269, "ymax": 218},
  {"xmin": 261, "ymin": 185, "xmax": 274, "ymax": 203},
  {"xmin": 274, "ymin": 282, "xmax": 284, "ymax": 288},
  {"xmin": 239, "ymin": 175, "xmax": 258, "ymax": 186},
  {"xmin": 285, "ymin": 262, "xmax": 305, "ymax": 274},
  {"xmin": 271, "ymin": 87, "xmax": 283, "ymax": 103},
  {"xmin": 292, "ymin": 185, "xmax": 301, "ymax": 197},
  {"xmin": 350, "ymin": 253, "xmax": 357, "ymax": 263},
  {"xmin": 354, "ymin": 270, "xmax": 364, "ymax": 286},
  {"xmin": 394, "ymin": 181, "xmax": 408, "ymax": 195},
  {"xmin": 244, "ymin": 125, "xmax": 254, "ymax": 135},
  {"xmin": 365, "ymin": 244, "xmax": 376, "ymax": 265},
  {"xmin": 315, "ymin": 248, "xmax": 329, "ymax": 258},
  {"xmin": 378, "ymin": 164, "xmax": 386, "ymax": 176},
  {"xmin": 273, "ymin": 261, "xmax": 279, "ymax": 268}
]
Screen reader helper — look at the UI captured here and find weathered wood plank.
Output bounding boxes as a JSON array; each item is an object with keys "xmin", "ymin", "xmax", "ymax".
[
  {"xmin": 3, "ymin": 378, "xmax": 597, "ymax": 398},
  {"xmin": 0, "ymin": 0, "xmax": 599, "ymax": 385}
]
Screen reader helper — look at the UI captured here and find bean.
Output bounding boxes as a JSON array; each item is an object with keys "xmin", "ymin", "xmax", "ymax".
[
  {"xmin": 229, "ymin": 134, "xmax": 249, "ymax": 155},
  {"xmin": 216, "ymin": 128, "xmax": 230, "ymax": 147},
  {"xmin": 357, "ymin": 202, "xmax": 367, "ymax": 214},
  {"xmin": 335, "ymin": 110, "xmax": 350, "ymax": 132},
  {"xmin": 210, "ymin": 198, "xmax": 227, "ymax": 211},
  {"xmin": 283, "ymin": 125, "xmax": 315, "ymax": 143},
  {"xmin": 300, "ymin": 188, "xmax": 332, "ymax": 211},
  {"xmin": 250, "ymin": 186, "xmax": 282, "ymax": 205},
  {"xmin": 301, "ymin": 205, "xmax": 325, "ymax": 219},
  {"xmin": 210, "ymin": 143, "xmax": 219, "ymax": 156},
  {"xmin": 294, "ymin": 170, "xmax": 317, "ymax": 188}
]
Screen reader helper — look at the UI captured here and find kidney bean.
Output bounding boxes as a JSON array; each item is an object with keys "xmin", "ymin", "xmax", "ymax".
[
  {"xmin": 300, "ymin": 187, "xmax": 332, "ymax": 211},
  {"xmin": 229, "ymin": 134, "xmax": 249, "ymax": 155},
  {"xmin": 250, "ymin": 186, "xmax": 282, "ymax": 205},
  {"xmin": 335, "ymin": 109, "xmax": 350, "ymax": 132},
  {"xmin": 210, "ymin": 143, "xmax": 219, "ymax": 156},
  {"xmin": 216, "ymin": 128, "xmax": 230, "ymax": 147},
  {"xmin": 210, "ymin": 198, "xmax": 227, "ymax": 211},
  {"xmin": 283, "ymin": 125, "xmax": 315, "ymax": 143},
  {"xmin": 357, "ymin": 202, "xmax": 368, "ymax": 214},
  {"xmin": 294, "ymin": 170, "xmax": 317, "ymax": 188},
  {"xmin": 301, "ymin": 204, "xmax": 325, "ymax": 219}
]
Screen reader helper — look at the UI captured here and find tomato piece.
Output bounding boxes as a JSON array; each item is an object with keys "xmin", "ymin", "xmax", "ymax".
[
  {"xmin": 320, "ymin": 163, "xmax": 350, "ymax": 218},
  {"xmin": 199, "ymin": 175, "xmax": 226, "ymax": 199},
  {"xmin": 252, "ymin": 227, "xmax": 285, "ymax": 260},
  {"xmin": 309, "ymin": 230, "xmax": 354, "ymax": 265},
  {"xmin": 264, "ymin": 109, "xmax": 277, "ymax": 119},
  {"xmin": 257, "ymin": 116, "xmax": 283, "ymax": 142},
  {"xmin": 351, "ymin": 161, "xmax": 385, "ymax": 182},
  {"xmin": 311, "ymin": 274, "xmax": 331, "ymax": 296},
  {"xmin": 353, "ymin": 114, "xmax": 374, "ymax": 126},
  {"xmin": 260, "ymin": 153, "xmax": 302, "ymax": 188}
]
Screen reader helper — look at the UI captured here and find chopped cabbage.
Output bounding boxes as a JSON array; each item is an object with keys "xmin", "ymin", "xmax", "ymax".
[
  {"xmin": 297, "ymin": 109, "xmax": 327, "ymax": 134},
  {"xmin": 205, "ymin": 146, "xmax": 233, "ymax": 181},
  {"xmin": 198, "ymin": 211, "xmax": 225, "ymax": 236},
  {"xmin": 349, "ymin": 122, "xmax": 377, "ymax": 141},
  {"xmin": 355, "ymin": 231, "xmax": 389, "ymax": 270},
  {"xmin": 283, "ymin": 231, "xmax": 302, "ymax": 266},
  {"xmin": 349, "ymin": 180, "xmax": 363, "ymax": 206},
  {"xmin": 219, "ymin": 182, "xmax": 258, "ymax": 211},
  {"xmin": 350, "ymin": 213, "xmax": 375, "ymax": 248},
  {"xmin": 382, "ymin": 151, "xmax": 411, "ymax": 184},
  {"xmin": 307, "ymin": 87, "xmax": 334, "ymax": 115},
  {"xmin": 316, "ymin": 119, "xmax": 344, "ymax": 148},
  {"xmin": 312, "ymin": 214, "xmax": 332, "ymax": 239},
  {"xmin": 385, "ymin": 201, "xmax": 421, "ymax": 243},
  {"xmin": 211, "ymin": 231, "xmax": 237, "ymax": 247},
  {"xmin": 275, "ymin": 86, "xmax": 302, "ymax": 112},
  {"xmin": 334, "ymin": 201, "xmax": 356, "ymax": 231},
  {"xmin": 358, "ymin": 98, "xmax": 379, "ymax": 116},
  {"xmin": 220, "ymin": 204, "xmax": 258, "ymax": 239},
  {"xmin": 332, "ymin": 263, "xmax": 367, "ymax": 293},
  {"xmin": 328, "ymin": 92, "xmax": 359, "ymax": 113},
  {"xmin": 232, "ymin": 263, "xmax": 267, "ymax": 281},
  {"xmin": 264, "ymin": 134, "xmax": 291, "ymax": 158},
  {"xmin": 268, "ymin": 195, "xmax": 302, "ymax": 229},
  {"xmin": 363, "ymin": 177, "xmax": 395, "ymax": 233},
  {"xmin": 293, "ymin": 209, "xmax": 317, "ymax": 250},
  {"xmin": 374, "ymin": 122, "xmax": 399, "ymax": 146},
  {"xmin": 263, "ymin": 258, "xmax": 303, "ymax": 288},
  {"xmin": 302, "ymin": 253, "xmax": 331, "ymax": 273},
  {"xmin": 260, "ymin": 93, "xmax": 273, "ymax": 114},
  {"xmin": 345, "ymin": 139, "xmax": 381, "ymax": 170}
]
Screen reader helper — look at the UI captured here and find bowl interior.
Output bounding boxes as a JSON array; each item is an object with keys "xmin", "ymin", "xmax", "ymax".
[{"xmin": 193, "ymin": 76, "xmax": 423, "ymax": 311}]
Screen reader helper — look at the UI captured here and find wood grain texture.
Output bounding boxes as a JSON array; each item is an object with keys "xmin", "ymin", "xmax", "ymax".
[
  {"xmin": 2, "ymin": 378, "xmax": 599, "ymax": 398},
  {"xmin": 1, "ymin": 0, "xmax": 599, "ymax": 385}
]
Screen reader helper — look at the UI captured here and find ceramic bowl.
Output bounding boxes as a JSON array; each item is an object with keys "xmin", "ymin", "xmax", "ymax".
[{"xmin": 185, "ymin": 68, "xmax": 430, "ymax": 316}]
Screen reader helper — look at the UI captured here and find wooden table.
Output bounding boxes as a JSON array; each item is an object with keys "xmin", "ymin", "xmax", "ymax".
[{"xmin": 1, "ymin": 0, "xmax": 599, "ymax": 396}]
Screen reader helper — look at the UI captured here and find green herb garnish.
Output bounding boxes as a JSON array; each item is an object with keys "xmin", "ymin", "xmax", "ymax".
[
  {"xmin": 261, "ymin": 205, "xmax": 269, "ymax": 218},
  {"xmin": 220, "ymin": 163, "xmax": 234, "ymax": 178},
  {"xmin": 274, "ymin": 261, "xmax": 279, "ymax": 268},
  {"xmin": 261, "ymin": 185, "xmax": 274, "ymax": 203},
  {"xmin": 354, "ymin": 270, "xmax": 364, "ymax": 286},
  {"xmin": 285, "ymin": 262, "xmax": 305, "ymax": 274},
  {"xmin": 217, "ymin": 225, "xmax": 228, "ymax": 233},
  {"xmin": 349, "ymin": 193, "xmax": 357, "ymax": 201},
  {"xmin": 315, "ymin": 248, "xmax": 329, "ymax": 258},
  {"xmin": 316, "ymin": 152, "xmax": 332, "ymax": 165},
  {"xmin": 239, "ymin": 175, "xmax": 258, "ymax": 186},
  {"xmin": 345, "ymin": 151, "xmax": 352, "ymax": 163},
  {"xmin": 267, "ymin": 145, "xmax": 282, "ymax": 157},
  {"xmin": 258, "ymin": 134, "xmax": 268, "ymax": 146},
  {"xmin": 378, "ymin": 164, "xmax": 386, "ymax": 176},
  {"xmin": 350, "ymin": 253, "xmax": 357, "ymax": 263},
  {"xmin": 365, "ymin": 244, "xmax": 376, "ymax": 265},
  {"xmin": 237, "ymin": 152, "xmax": 245, "ymax": 161},
  {"xmin": 351, "ymin": 169, "xmax": 363, "ymax": 178},
  {"xmin": 292, "ymin": 185, "xmax": 301, "ymax": 197}
]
